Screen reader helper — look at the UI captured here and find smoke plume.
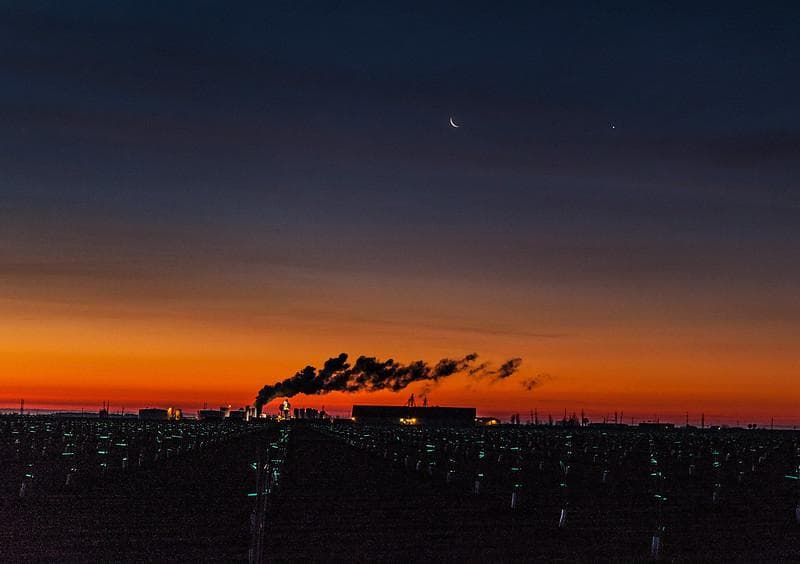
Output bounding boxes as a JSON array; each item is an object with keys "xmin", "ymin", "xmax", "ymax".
[
  {"xmin": 490, "ymin": 357, "xmax": 523, "ymax": 381},
  {"xmin": 255, "ymin": 352, "xmax": 520, "ymax": 411},
  {"xmin": 522, "ymin": 372, "xmax": 551, "ymax": 391}
]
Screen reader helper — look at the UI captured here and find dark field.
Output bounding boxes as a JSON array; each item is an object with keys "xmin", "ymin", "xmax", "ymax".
[
  {"xmin": 4, "ymin": 417, "xmax": 800, "ymax": 562},
  {"xmin": 268, "ymin": 423, "xmax": 800, "ymax": 562},
  {"xmin": 1, "ymin": 417, "xmax": 279, "ymax": 561}
]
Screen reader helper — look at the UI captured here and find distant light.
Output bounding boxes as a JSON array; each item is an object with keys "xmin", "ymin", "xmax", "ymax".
[{"xmin": 247, "ymin": 489, "xmax": 270, "ymax": 497}]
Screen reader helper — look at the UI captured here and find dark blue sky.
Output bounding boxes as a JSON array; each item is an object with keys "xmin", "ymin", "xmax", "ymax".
[
  {"xmin": 3, "ymin": 2, "xmax": 800, "ymax": 415},
  {"xmin": 2, "ymin": 0, "xmax": 799, "ymax": 320}
]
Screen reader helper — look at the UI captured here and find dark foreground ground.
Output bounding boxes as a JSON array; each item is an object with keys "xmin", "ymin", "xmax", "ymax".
[
  {"xmin": 1, "ymin": 427, "xmax": 270, "ymax": 562},
  {"xmin": 4, "ymin": 423, "xmax": 800, "ymax": 562},
  {"xmin": 264, "ymin": 425, "xmax": 800, "ymax": 563}
]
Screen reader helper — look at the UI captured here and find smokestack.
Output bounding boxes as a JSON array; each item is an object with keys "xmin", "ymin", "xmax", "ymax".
[{"xmin": 255, "ymin": 352, "xmax": 522, "ymax": 411}]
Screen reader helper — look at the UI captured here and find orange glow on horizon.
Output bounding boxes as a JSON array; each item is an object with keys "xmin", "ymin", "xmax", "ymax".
[{"xmin": 2, "ymin": 269, "xmax": 798, "ymax": 425}]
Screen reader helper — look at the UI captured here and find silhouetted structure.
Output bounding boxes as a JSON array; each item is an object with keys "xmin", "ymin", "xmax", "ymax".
[
  {"xmin": 279, "ymin": 398, "xmax": 291, "ymax": 420},
  {"xmin": 351, "ymin": 405, "xmax": 475, "ymax": 426},
  {"xmin": 293, "ymin": 407, "xmax": 325, "ymax": 420},
  {"xmin": 198, "ymin": 409, "xmax": 225, "ymax": 421},
  {"xmin": 139, "ymin": 408, "xmax": 169, "ymax": 421},
  {"xmin": 587, "ymin": 422, "xmax": 629, "ymax": 430}
]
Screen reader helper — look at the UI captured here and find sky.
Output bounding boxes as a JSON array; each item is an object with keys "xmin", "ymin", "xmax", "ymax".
[{"xmin": 1, "ymin": 1, "xmax": 799, "ymax": 423}]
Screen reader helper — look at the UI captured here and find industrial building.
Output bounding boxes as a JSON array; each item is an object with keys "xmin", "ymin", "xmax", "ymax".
[
  {"xmin": 293, "ymin": 407, "xmax": 327, "ymax": 420},
  {"xmin": 138, "ymin": 407, "xmax": 182, "ymax": 421},
  {"xmin": 227, "ymin": 406, "xmax": 256, "ymax": 421},
  {"xmin": 198, "ymin": 409, "xmax": 225, "ymax": 421},
  {"xmin": 351, "ymin": 405, "xmax": 476, "ymax": 426},
  {"xmin": 138, "ymin": 408, "xmax": 169, "ymax": 421}
]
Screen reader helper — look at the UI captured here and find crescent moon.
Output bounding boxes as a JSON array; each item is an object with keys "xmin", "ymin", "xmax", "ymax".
[{"xmin": 449, "ymin": 116, "xmax": 460, "ymax": 128}]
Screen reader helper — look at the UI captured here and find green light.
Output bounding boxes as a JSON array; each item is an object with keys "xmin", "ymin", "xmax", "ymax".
[{"xmin": 246, "ymin": 488, "xmax": 270, "ymax": 497}]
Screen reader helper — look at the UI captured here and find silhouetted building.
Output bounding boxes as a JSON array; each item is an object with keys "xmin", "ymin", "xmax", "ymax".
[
  {"xmin": 228, "ymin": 407, "xmax": 253, "ymax": 421},
  {"xmin": 351, "ymin": 405, "xmax": 476, "ymax": 426},
  {"xmin": 279, "ymin": 399, "xmax": 291, "ymax": 420},
  {"xmin": 292, "ymin": 407, "xmax": 323, "ymax": 420},
  {"xmin": 139, "ymin": 408, "xmax": 169, "ymax": 421},
  {"xmin": 587, "ymin": 422, "xmax": 629, "ymax": 430},
  {"xmin": 198, "ymin": 409, "xmax": 225, "ymax": 421}
]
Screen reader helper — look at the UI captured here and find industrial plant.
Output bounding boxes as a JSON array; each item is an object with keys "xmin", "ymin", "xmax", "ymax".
[{"xmin": 351, "ymin": 405, "xmax": 476, "ymax": 426}]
